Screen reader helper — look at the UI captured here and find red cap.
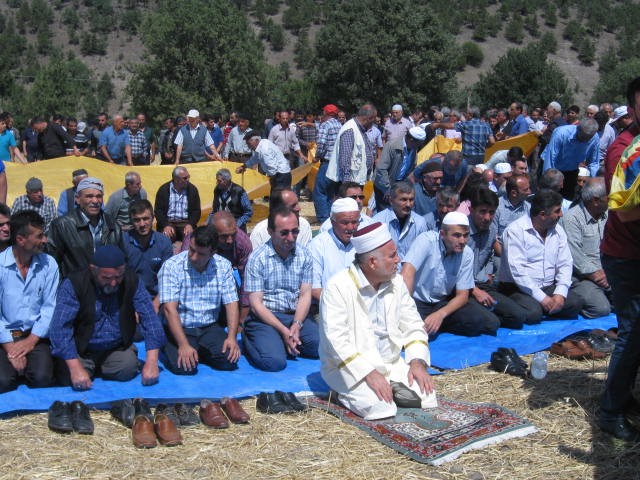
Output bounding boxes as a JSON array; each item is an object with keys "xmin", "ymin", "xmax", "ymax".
[{"xmin": 323, "ymin": 104, "xmax": 339, "ymax": 115}]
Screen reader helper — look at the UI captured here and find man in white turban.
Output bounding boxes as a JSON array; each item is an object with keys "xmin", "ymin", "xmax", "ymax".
[{"xmin": 319, "ymin": 222, "xmax": 437, "ymax": 420}]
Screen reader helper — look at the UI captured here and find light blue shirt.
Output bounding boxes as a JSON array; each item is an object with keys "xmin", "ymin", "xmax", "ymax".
[
  {"xmin": 158, "ymin": 251, "xmax": 238, "ymax": 328},
  {"xmin": 403, "ymin": 231, "xmax": 475, "ymax": 304},
  {"xmin": 541, "ymin": 124, "xmax": 600, "ymax": 177},
  {"xmin": 308, "ymin": 229, "xmax": 355, "ymax": 289},
  {"xmin": 373, "ymin": 208, "xmax": 428, "ymax": 259},
  {"xmin": 493, "ymin": 195, "xmax": 530, "ymax": 239},
  {"xmin": 0, "ymin": 248, "xmax": 60, "ymax": 343},
  {"xmin": 97, "ymin": 126, "xmax": 130, "ymax": 161}
]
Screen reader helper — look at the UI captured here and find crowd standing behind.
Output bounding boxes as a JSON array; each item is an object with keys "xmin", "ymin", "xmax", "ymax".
[{"xmin": 0, "ymin": 80, "xmax": 639, "ymax": 441}]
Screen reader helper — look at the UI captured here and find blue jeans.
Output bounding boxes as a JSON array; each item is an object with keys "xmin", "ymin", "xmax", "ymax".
[
  {"xmin": 313, "ymin": 162, "xmax": 332, "ymax": 224},
  {"xmin": 601, "ymin": 255, "xmax": 640, "ymax": 416},
  {"xmin": 242, "ymin": 312, "xmax": 319, "ymax": 372}
]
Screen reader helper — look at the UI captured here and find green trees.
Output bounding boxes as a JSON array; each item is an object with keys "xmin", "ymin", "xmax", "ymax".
[
  {"xmin": 461, "ymin": 42, "xmax": 484, "ymax": 67},
  {"xmin": 473, "ymin": 44, "xmax": 573, "ymax": 109},
  {"xmin": 593, "ymin": 59, "xmax": 640, "ymax": 105},
  {"xmin": 127, "ymin": 0, "xmax": 275, "ymax": 122},
  {"xmin": 312, "ymin": 0, "xmax": 460, "ymax": 112}
]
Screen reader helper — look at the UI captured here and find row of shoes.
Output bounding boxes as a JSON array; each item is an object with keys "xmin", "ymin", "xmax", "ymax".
[
  {"xmin": 559, "ymin": 328, "xmax": 618, "ymax": 355},
  {"xmin": 490, "ymin": 347, "xmax": 528, "ymax": 377},
  {"xmin": 256, "ymin": 391, "xmax": 308, "ymax": 414},
  {"xmin": 110, "ymin": 397, "xmax": 251, "ymax": 448},
  {"xmin": 47, "ymin": 400, "xmax": 94, "ymax": 434}
]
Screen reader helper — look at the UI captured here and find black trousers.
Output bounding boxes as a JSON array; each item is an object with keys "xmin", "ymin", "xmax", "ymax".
[
  {"xmin": 414, "ymin": 298, "xmax": 500, "ymax": 341},
  {"xmin": 161, "ymin": 323, "xmax": 237, "ymax": 375},
  {"xmin": 498, "ymin": 282, "xmax": 583, "ymax": 324},
  {"xmin": 0, "ymin": 340, "xmax": 54, "ymax": 393},
  {"xmin": 475, "ymin": 282, "xmax": 529, "ymax": 329}
]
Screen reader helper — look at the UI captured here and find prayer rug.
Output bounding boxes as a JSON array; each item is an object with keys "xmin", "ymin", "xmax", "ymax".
[{"xmin": 307, "ymin": 395, "xmax": 537, "ymax": 465}]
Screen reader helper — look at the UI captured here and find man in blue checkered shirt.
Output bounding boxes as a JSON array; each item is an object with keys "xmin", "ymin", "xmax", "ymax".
[
  {"xmin": 243, "ymin": 206, "xmax": 319, "ymax": 371},
  {"xmin": 158, "ymin": 226, "xmax": 241, "ymax": 374}
]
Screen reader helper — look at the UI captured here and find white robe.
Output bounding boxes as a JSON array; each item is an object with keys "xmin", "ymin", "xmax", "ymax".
[{"xmin": 319, "ymin": 264, "xmax": 437, "ymax": 420}]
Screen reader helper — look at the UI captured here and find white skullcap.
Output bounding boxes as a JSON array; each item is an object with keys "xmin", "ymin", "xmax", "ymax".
[
  {"xmin": 351, "ymin": 222, "xmax": 392, "ymax": 254},
  {"xmin": 331, "ymin": 197, "xmax": 359, "ymax": 215},
  {"xmin": 474, "ymin": 164, "xmax": 488, "ymax": 172},
  {"xmin": 442, "ymin": 211, "xmax": 469, "ymax": 227},
  {"xmin": 578, "ymin": 167, "xmax": 590, "ymax": 177},
  {"xmin": 494, "ymin": 162, "xmax": 512, "ymax": 174},
  {"xmin": 408, "ymin": 126, "xmax": 426, "ymax": 141},
  {"xmin": 187, "ymin": 109, "xmax": 200, "ymax": 118},
  {"xmin": 392, "ymin": 104, "xmax": 403, "ymax": 112}
]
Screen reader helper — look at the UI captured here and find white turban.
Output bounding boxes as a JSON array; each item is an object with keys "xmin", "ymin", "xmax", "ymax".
[
  {"xmin": 442, "ymin": 212, "xmax": 469, "ymax": 227},
  {"xmin": 351, "ymin": 222, "xmax": 392, "ymax": 254}
]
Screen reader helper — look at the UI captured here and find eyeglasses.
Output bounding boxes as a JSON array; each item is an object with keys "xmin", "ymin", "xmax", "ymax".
[
  {"xmin": 278, "ymin": 228, "xmax": 300, "ymax": 237},
  {"xmin": 348, "ymin": 195, "xmax": 365, "ymax": 200}
]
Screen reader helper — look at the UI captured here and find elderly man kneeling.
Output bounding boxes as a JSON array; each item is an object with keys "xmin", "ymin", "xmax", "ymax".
[{"xmin": 319, "ymin": 222, "xmax": 437, "ymax": 420}]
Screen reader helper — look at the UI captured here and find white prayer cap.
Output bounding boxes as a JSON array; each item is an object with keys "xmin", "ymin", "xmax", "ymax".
[
  {"xmin": 331, "ymin": 197, "xmax": 359, "ymax": 215},
  {"xmin": 351, "ymin": 222, "xmax": 392, "ymax": 254},
  {"xmin": 391, "ymin": 104, "xmax": 403, "ymax": 112},
  {"xmin": 442, "ymin": 211, "xmax": 469, "ymax": 227},
  {"xmin": 578, "ymin": 167, "xmax": 590, "ymax": 177},
  {"xmin": 408, "ymin": 126, "xmax": 426, "ymax": 141},
  {"xmin": 187, "ymin": 109, "xmax": 200, "ymax": 118},
  {"xmin": 494, "ymin": 162, "xmax": 512, "ymax": 174}
]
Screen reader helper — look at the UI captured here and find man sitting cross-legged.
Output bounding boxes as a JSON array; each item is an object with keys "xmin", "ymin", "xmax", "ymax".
[
  {"xmin": 319, "ymin": 222, "xmax": 437, "ymax": 420},
  {"xmin": 242, "ymin": 206, "xmax": 319, "ymax": 371},
  {"xmin": 158, "ymin": 226, "xmax": 241, "ymax": 374}
]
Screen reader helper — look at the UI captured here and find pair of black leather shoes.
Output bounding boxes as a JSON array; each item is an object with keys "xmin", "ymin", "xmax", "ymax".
[
  {"xmin": 110, "ymin": 398, "xmax": 153, "ymax": 428},
  {"xmin": 490, "ymin": 347, "xmax": 527, "ymax": 377},
  {"xmin": 155, "ymin": 403, "xmax": 200, "ymax": 426},
  {"xmin": 48, "ymin": 400, "xmax": 94, "ymax": 434},
  {"xmin": 256, "ymin": 391, "xmax": 308, "ymax": 414}
]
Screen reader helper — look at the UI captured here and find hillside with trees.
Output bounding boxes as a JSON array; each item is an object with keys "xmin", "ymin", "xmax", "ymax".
[{"xmin": 0, "ymin": 0, "xmax": 639, "ymax": 127}]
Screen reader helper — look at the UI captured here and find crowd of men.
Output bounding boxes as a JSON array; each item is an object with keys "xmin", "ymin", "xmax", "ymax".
[{"xmin": 1, "ymin": 80, "xmax": 640, "ymax": 441}]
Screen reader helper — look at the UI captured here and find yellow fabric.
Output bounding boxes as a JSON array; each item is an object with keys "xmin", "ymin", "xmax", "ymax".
[
  {"xmin": 416, "ymin": 135, "xmax": 462, "ymax": 165},
  {"xmin": 484, "ymin": 132, "xmax": 539, "ymax": 161},
  {"xmin": 609, "ymin": 135, "xmax": 640, "ymax": 211},
  {"xmin": 4, "ymin": 157, "xmax": 314, "ymax": 223}
]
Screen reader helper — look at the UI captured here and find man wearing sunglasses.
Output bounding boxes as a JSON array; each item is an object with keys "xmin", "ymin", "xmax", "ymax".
[
  {"xmin": 243, "ymin": 206, "xmax": 319, "ymax": 371},
  {"xmin": 319, "ymin": 181, "xmax": 372, "ymax": 233}
]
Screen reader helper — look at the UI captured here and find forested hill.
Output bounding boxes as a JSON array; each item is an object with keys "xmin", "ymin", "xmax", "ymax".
[{"xmin": 0, "ymin": 0, "xmax": 638, "ymax": 127}]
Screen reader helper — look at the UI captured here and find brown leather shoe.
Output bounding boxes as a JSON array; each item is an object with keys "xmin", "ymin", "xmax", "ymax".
[
  {"xmin": 550, "ymin": 340, "xmax": 588, "ymax": 359},
  {"xmin": 199, "ymin": 399, "xmax": 229, "ymax": 429},
  {"xmin": 132, "ymin": 415, "xmax": 157, "ymax": 448},
  {"xmin": 154, "ymin": 414, "xmax": 182, "ymax": 446},
  {"xmin": 220, "ymin": 397, "xmax": 250, "ymax": 424},
  {"xmin": 572, "ymin": 339, "xmax": 607, "ymax": 359}
]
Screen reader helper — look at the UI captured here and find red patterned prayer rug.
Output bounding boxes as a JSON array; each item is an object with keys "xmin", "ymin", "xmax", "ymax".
[{"xmin": 306, "ymin": 395, "xmax": 537, "ymax": 465}]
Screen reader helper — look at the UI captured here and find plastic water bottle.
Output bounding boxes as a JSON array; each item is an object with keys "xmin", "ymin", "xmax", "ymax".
[{"xmin": 530, "ymin": 352, "xmax": 548, "ymax": 380}]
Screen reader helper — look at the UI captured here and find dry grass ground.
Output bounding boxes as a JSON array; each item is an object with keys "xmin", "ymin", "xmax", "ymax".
[{"xmin": 2, "ymin": 354, "xmax": 639, "ymax": 480}]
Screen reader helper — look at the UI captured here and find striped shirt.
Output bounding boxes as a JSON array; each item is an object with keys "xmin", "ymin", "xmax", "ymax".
[
  {"xmin": 315, "ymin": 117, "xmax": 341, "ymax": 160},
  {"xmin": 11, "ymin": 195, "xmax": 57, "ymax": 231},
  {"xmin": 167, "ymin": 183, "xmax": 188, "ymax": 220}
]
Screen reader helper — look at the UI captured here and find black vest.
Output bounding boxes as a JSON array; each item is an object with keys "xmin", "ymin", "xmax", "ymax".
[
  {"xmin": 68, "ymin": 269, "xmax": 139, "ymax": 355},
  {"xmin": 213, "ymin": 183, "xmax": 246, "ymax": 222}
]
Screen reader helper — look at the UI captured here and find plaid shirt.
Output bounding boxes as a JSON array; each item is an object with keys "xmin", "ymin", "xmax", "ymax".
[
  {"xmin": 11, "ymin": 195, "xmax": 57, "ymax": 231},
  {"xmin": 455, "ymin": 119, "xmax": 493, "ymax": 158},
  {"xmin": 128, "ymin": 129, "xmax": 149, "ymax": 157},
  {"xmin": 158, "ymin": 251, "xmax": 238, "ymax": 328},
  {"xmin": 315, "ymin": 117, "xmax": 341, "ymax": 160},
  {"xmin": 167, "ymin": 182, "xmax": 188, "ymax": 220},
  {"xmin": 245, "ymin": 240, "xmax": 313, "ymax": 313}
]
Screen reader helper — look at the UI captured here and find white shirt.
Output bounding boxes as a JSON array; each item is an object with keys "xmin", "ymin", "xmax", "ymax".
[
  {"xmin": 246, "ymin": 139, "xmax": 291, "ymax": 176},
  {"xmin": 498, "ymin": 214, "xmax": 573, "ymax": 302},
  {"xmin": 250, "ymin": 216, "xmax": 312, "ymax": 250},
  {"xmin": 308, "ymin": 229, "xmax": 355, "ymax": 289},
  {"xmin": 173, "ymin": 127, "xmax": 214, "ymax": 146}
]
